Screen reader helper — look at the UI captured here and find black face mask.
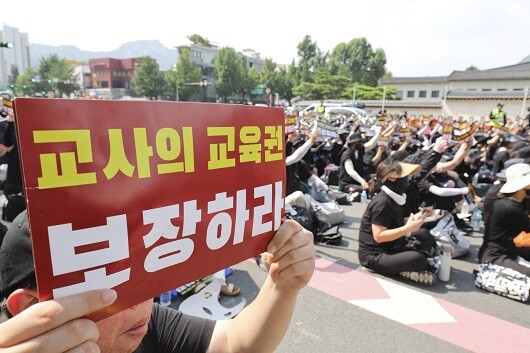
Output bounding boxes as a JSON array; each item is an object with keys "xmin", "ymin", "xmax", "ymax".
[
  {"xmin": 526, "ymin": 189, "xmax": 530, "ymax": 198},
  {"xmin": 385, "ymin": 177, "xmax": 409, "ymax": 195}
]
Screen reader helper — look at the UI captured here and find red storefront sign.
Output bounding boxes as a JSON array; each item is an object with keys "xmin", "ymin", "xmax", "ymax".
[{"xmin": 13, "ymin": 98, "xmax": 285, "ymax": 320}]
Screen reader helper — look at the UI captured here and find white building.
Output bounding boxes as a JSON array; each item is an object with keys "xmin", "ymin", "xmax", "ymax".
[
  {"xmin": 380, "ymin": 62, "xmax": 530, "ymax": 121},
  {"xmin": 0, "ymin": 25, "xmax": 31, "ymax": 88}
]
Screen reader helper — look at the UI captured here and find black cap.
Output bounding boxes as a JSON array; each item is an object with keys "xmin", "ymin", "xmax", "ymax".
[{"xmin": 0, "ymin": 211, "xmax": 35, "ymax": 299}]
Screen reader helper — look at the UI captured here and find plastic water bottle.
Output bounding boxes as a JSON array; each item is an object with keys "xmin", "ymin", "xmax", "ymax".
[
  {"xmin": 438, "ymin": 243, "xmax": 452, "ymax": 282},
  {"xmin": 360, "ymin": 190, "xmax": 367, "ymax": 203},
  {"xmin": 461, "ymin": 201, "xmax": 469, "ymax": 216},
  {"xmin": 159, "ymin": 291, "xmax": 172, "ymax": 307},
  {"xmin": 471, "ymin": 210, "xmax": 482, "ymax": 232}
]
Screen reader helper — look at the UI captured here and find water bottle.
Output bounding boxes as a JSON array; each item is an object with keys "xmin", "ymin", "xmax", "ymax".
[
  {"xmin": 159, "ymin": 291, "xmax": 172, "ymax": 307},
  {"xmin": 438, "ymin": 243, "xmax": 452, "ymax": 282},
  {"xmin": 361, "ymin": 190, "xmax": 367, "ymax": 203},
  {"xmin": 471, "ymin": 210, "xmax": 482, "ymax": 232},
  {"xmin": 461, "ymin": 201, "xmax": 469, "ymax": 216}
]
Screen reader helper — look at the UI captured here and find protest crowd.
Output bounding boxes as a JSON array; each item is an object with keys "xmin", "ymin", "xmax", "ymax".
[{"xmin": 1, "ymin": 95, "xmax": 530, "ymax": 352}]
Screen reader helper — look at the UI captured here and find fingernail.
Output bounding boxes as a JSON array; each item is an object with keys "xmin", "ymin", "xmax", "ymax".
[{"xmin": 101, "ymin": 289, "xmax": 117, "ymax": 304}]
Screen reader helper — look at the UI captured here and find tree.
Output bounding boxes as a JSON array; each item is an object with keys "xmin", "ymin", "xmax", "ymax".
[
  {"xmin": 294, "ymin": 35, "xmax": 326, "ymax": 84},
  {"xmin": 187, "ymin": 34, "xmax": 213, "ymax": 47},
  {"xmin": 238, "ymin": 55, "xmax": 258, "ymax": 101},
  {"xmin": 214, "ymin": 47, "xmax": 243, "ymax": 101},
  {"xmin": 166, "ymin": 48, "xmax": 202, "ymax": 101},
  {"xmin": 38, "ymin": 54, "xmax": 79, "ymax": 97},
  {"xmin": 328, "ymin": 38, "xmax": 387, "ymax": 86},
  {"xmin": 15, "ymin": 67, "xmax": 39, "ymax": 96},
  {"xmin": 274, "ymin": 67, "xmax": 294, "ymax": 102},
  {"xmin": 8, "ymin": 65, "xmax": 19, "ymax": 95},
  {"xmin": 132, "ymin": 56, "xmax": 165, "ymax": 100}
]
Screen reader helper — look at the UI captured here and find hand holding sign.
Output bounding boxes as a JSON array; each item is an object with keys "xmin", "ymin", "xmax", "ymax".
[
  {"xmin": 263, "ymin": 220, "xmax": 315, "ymax": 293},
  {"xmin": 0, "ymin": 289, "xmax": 116, "ymax": 353}
]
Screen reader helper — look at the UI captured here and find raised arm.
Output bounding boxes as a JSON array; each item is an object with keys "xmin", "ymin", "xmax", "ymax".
[{"xmin": 208, "ymin": 220, "xmax": 315, "ymax": 353}]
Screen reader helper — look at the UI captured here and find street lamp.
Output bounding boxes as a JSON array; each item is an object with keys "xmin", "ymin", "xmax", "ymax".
[
  {"xmin": 199, "ymin": 79, "xmax": 208, "ymax": 102},
  {"xmin": 0, "ymin": 42, "xmax": 14, "ymax": 49}
]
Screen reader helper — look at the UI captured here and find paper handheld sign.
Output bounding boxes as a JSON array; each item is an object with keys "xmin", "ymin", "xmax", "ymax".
[{"xmin": 13, "ymin": 98, "xmax": 286, "ymax": 320}]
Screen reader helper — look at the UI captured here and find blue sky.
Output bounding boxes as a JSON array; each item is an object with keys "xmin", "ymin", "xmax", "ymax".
[{"xmin": 3, "ymin": 0, "xmax": 530, "ymax": 77}]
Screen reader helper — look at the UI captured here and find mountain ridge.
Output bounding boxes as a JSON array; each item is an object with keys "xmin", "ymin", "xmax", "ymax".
[{"xmin": 30, "ymin": 40, "xmax": 179, "ymax": 70}]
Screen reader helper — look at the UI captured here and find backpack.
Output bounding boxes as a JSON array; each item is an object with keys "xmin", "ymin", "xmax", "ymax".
[
  {"xmin": 285, "ymin": 204, "xmax": 342, "ymax": 246},
  {"xmin": 474, "ymin": 263, "xmax": 530, "ymax": 302},
  {"xmin": 429, "ymin": 212, "xmax": 470, "ymax": 258},
  {"xmin": 2, "ymin": 193, "xmax": 26, "ymax": 222}
]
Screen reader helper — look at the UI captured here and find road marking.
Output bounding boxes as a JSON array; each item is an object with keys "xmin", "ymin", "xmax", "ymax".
[
  {"xmin": 310, "ymin": 257, "xmax": 530, "ymax": 353},
  {"xmin": 350, "ymin": 278, "xmax": 456, "ymax": 325}
]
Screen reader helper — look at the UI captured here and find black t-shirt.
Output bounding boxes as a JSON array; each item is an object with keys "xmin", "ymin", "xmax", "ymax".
[
  {"xmin": 286, "ymin": 160, "xmax": 313, "ymax": 196},
  {"xmin": 479, "ymin": 198, "xmax": 530, "ymax": 262},
  {"xmin": 492, "ymin": 149, "xmax": 510, "ymax": 175},
  {"xmin": 134, "ymin": 303, "xmax": 215, "ymax": 353},
  {"xmin": 339, "ymin": 147, "xmax": 365, "ymax": 188},
  {"xmin": 358, "ymin": 191, "xmax": 406, "ymax": 266}
]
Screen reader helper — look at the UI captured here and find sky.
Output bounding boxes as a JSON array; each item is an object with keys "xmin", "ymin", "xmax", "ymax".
[{"xmin": 3, "ymin": 0, "xmax": 530, "ymax": 77}]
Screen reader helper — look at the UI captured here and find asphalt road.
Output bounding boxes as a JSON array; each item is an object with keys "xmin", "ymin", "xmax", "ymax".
[{"xmin": 171, "ymin": 201, "xmax": 529, "ymax": 353}]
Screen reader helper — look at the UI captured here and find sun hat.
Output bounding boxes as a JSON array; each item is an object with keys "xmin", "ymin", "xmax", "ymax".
[
  {"xmin": 381, "ymin": 162, "xmax": 420, "ymax": 182},
  {"xmin": 499, "ymin": 163, "xmax": 530, "ymax": 193}
]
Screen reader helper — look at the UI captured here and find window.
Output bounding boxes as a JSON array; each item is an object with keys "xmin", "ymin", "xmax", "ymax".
[
  {"xmin": 497, "ymin": 88, "xmax": 507, "ymax": 91},
  {"xmin": 468, "ymin": 89, "xmax": 477, "ymax": 91},
  {"xmin": 407, "ymin": 90, "xmax": 415, "ymax": 98},
  {"xmin": 101, "ymin": 81, "xmax": 109, "ymax": 88},
  {"xmin": 419, "ymin": 90, "xmax": 427, "ymax": 98},
  {"xmin": 482, "ymin": 88, "xmax": 491, "ymax": 91},
  {"xmin": 431, "ymin": 90, "xmax": 440, "ymax": 98},
  {"xmin": 514, "ymin": 88, "xmax": 523, "ymax": 91}
]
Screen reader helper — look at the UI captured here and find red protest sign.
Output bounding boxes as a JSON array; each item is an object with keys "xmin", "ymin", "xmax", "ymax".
[{"xmin": 13, "ymin": 98, "xmax": 286, "ymax": 320}]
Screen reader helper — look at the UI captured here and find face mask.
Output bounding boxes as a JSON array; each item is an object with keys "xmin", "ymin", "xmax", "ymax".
[
  {"xmin": 385, "ymin": 177, "xmax": 409, "ymax": 195},
  {"xmin": 526, "ymin": 189, "xmax": 530, "ymax": 198},
  {"xmin": 353, "ymin": 142, "xmax": 363, "ymax": 150}
]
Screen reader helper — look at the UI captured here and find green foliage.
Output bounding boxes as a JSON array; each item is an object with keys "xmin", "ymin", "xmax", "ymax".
[
  {"xmin": 214, "ymin": 47, "xmax": 244, "ymax": 101},
  {"xmin": 328, "ymin": 38, "xmax": 387, "ymax": 86},
  {"xmin": 8, "ymin": 65, "xmax": 19, "ymax": 94},
  {"xmin": 38, "ymin": 54, "xmax": 80, "ymax": 97},
  {"xmin": 187, "ymin": 34, "xmax": 213, "ymax": 47},
  {"xmin": 294, "ymin": 35, "xmax": 326, "ymax": 84},
  {"xmin": 14, "ymin": 54, "xmax": 80, "ymax": 97},
  {"xmin": 15, "ymin": 67, "xmax": 39, "ymax": 96},
  {"xmin": 238, "ymin": 54, "xmax": 257, "ymax": 99},
  {"xmin": 132, "ymin": 56, "xmax": 165, "ymax": 99},
  {"xmin": 166, "ymin": 48, "xmax": 202, "ymax": 101}
]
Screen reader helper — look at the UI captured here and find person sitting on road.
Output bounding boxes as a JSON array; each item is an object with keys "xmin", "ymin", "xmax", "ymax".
[
  {"xmin": 338, "ymin": 128, "xmax": 382, "ymax": 198},
  {"xmin": 358, "ymin": 157, "xmax": 438, "ymax": 285},
  {"xmin": 0, "ymin": 211, "xmax": 315, "ymax": 353},
  {"xmin": 478, "ymin": 163, "xmax": 530, "ymax": 276}
]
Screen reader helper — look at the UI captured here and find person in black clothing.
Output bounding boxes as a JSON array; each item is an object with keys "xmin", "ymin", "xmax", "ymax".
[
  {"xmin": 478, "ymin": 163, "xmax": 530, "ymax": 276},
  {"xmin": 0, "ymin": 211, "xmax": 315, "ymax": 352},
  {"xmin": 491, "ymin": 134, "xmax": 518, "ymax": 175},
  {"xmin": 339, "ymin": 132, "xmax": 369, "ymax": 194},
  {"xmin": 2, "ymin": 104, "xmax": 23, "ymax": 197},
  {"xmin": 358, "ymin": 158, "xmax": 437, "ymax": 285}
]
